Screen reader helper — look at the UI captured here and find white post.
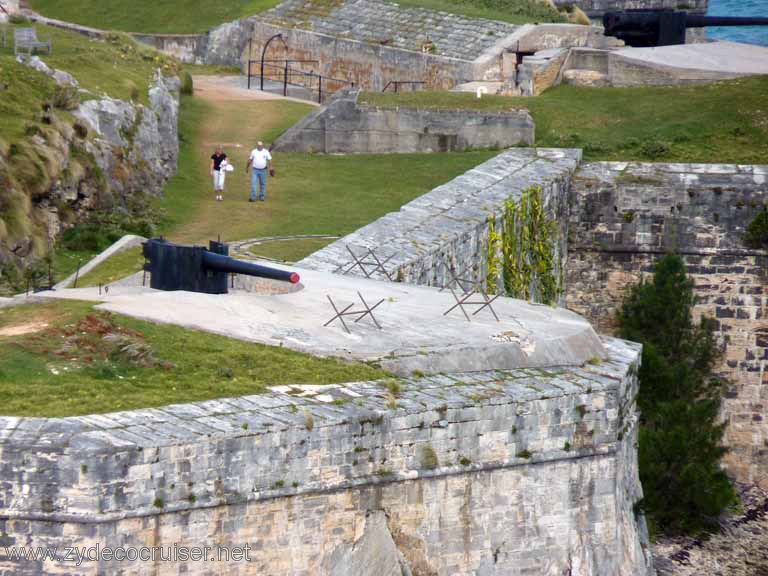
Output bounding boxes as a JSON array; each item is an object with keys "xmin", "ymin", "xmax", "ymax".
[{"xmin": 476, "ymin": 86, "xmax": 488, "ymax": 99}]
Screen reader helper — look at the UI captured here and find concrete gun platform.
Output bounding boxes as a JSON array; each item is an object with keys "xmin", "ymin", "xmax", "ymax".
[
  {"xmin": 615, "ymin": 41, "xmax": 768, "ymax": 77},
  {"xmin": 37, "ymin": 264, "xmax": 606, "ymax": 376}
]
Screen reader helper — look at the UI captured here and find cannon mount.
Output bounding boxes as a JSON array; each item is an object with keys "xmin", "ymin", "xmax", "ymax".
[{"xmin": 142, "ymin": 238, "xmax": 300, "ymax": 294}]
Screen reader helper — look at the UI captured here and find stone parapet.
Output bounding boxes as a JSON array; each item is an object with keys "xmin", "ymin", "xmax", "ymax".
[{"xmin": 0, "ymin": 338, "xmax": 653, "ymax": 575}]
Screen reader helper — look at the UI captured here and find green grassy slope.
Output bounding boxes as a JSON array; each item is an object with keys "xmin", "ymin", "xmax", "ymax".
[
  {"xmin": 361, "ymin": 77, "xmax": 768, "ymax": 164},
  {"xmin": 30, "ymin": 0, "xmax": 565, "ymax": 33},
  {"xmin": 0, "ymin": 300, "xmax": 386, "ymax": 416},
  {"xmin": 0, "ymin": 24, "xmax": 178, "ymax": 142},
  {"xmin": 28, "ymin": 0, "xmax": 283, "ymax": 33}
]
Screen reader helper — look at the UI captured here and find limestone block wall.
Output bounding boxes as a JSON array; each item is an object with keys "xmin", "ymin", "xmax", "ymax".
[
  {"xmin": 272, "ymin": 89, "xmax": 534, "ymax": 153},
  {"xmin": 0, "ymin": 338, "xmax": 653, "ymax": 576},
  {"xmin": 566, "ymin": 161, "xmax": 768, "ymax": 487},
  {"xmin": 246, "ymin": 21, "xmax": 483, "ymax": 91},
  {"xmin": 517, "ymin": 48, "xmax": 570, "ymax": 96},
  {"xmin": 299, "ymin": 148, "xmax": 579, "ymax": 299}
]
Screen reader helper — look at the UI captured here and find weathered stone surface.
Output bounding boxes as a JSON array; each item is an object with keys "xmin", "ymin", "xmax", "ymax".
[
  {"xmin": 0, "ymin": 338, "xmax": 653, "ymax": 576},
  {"xmin": 273, "ymin": 89, "xmax": 534, "ymax": 153},
  {"xmin": 328, "ymin": 511, "xmax": 412, "ymax": 576},
  {"xmin": 75, "ymin": 71, "xmax": 180, "ymax": 189},
  {"xmin": 260, "ymin": 0, "xmax": 518, "ymax": 61},
  {"xmin": 563, "ymin": 68, "xmax": 609, "ymax": 86},
  {"xmin": 566, "ymin": 161, "xmax": 768, "ymax": 488}
]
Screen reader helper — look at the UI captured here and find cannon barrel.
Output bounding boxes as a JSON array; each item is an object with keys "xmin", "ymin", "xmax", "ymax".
[
  {"xmin": 143, "ymin": 238, "xmax": 300, "ymax": 294},
  {"xmin": 604, "ymin": 10, "xmax": 768, "ymax": 46},
  {"xmin": 201, "ymin": 251, "xmax": 300, "ymax": 284},
  {"xmin": 684, "ymin": 14, "xmax": 768, "ymax": 28}
]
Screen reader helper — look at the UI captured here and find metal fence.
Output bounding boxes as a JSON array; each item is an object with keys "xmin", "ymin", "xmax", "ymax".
[
  {"xmin": 382, "ymin": 80, "xmax": 426, "ymax": 93},
  {"xmin": 247, "ymin": 59, "xmax": 355, "ymax": 103}
]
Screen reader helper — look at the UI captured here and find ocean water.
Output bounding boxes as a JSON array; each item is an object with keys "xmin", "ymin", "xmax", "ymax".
[{"xmin": 706, "ymin": 0, "xmax": 768, "ymax": 46}]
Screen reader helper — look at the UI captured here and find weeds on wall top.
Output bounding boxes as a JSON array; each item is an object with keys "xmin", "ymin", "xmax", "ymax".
[{"xmin": 486, "ymin": 185, "xmax": 561, "ymax": 305}]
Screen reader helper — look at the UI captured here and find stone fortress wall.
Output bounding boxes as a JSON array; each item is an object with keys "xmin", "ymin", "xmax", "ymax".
[
  {"xmin": 0, "ymin": 344, "xmax": 653, "ymax": 575},
  {"xmin": 302, "ymin": 154, "xmax": 768, "ymax": 489},
  {"xmin": 566, "ymin": 162, "xmax": 768, "ymax": 487}
]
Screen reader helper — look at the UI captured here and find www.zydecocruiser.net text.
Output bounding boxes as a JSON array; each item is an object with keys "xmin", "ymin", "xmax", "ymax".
[{"xmin": 3, "ymin": 543, "xmax": 253, "ymax": 566}]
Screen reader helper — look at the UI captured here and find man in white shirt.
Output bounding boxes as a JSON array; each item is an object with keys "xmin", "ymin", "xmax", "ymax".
[{"xmin": 245, "ymin": 141, "xmax": 273, "ymax": 202}]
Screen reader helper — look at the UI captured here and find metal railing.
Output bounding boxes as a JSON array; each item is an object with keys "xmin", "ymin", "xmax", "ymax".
[
  {"xmin": 382, "ymin": 80, "xmax": 426, "ymax": 93},
  {"xmin": 247, "ymin": 59, "xmax": 355, "ymax": 103}
]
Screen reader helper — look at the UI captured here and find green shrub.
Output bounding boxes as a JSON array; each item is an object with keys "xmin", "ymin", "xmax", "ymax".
[
  {"xmin": 51, "ymin": 85, "xmax": 80, "ymax": 111},
  {"xmin": 640, "ymin": 140, "xmax": 670, "ymax": 160},
  {"xmin": 744, "ymin": 210, "xmax": 768, "ymax": 249},
  {"xmin": 617, "ymin": 254, "xmax": 735, "ymax": 535},
  {"xmin": 59, "ymin": 224, "xmax": 123, "ymax": 252},
  {"xmin": 181, "ymin": 71, "xmax": 194, "ymax": 96}
]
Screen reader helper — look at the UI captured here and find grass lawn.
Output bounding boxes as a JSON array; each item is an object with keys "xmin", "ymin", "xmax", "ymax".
[
  {"xmin": 28, "ymin": 0, "xmax": 283, "ymax": 33},
  {"xmin": 249, "ymin": 237, "xmax": 339, "ymax": 262},
  {"xmin": 0, "ymin": 300, "xmax": 386, "ymax": 417},
  {"xmin": 164, "ymin": 95, "xmax": 497, "ymax": 255},
  {"xmin": 59, "ymin": 93, "xmax": 494, "ymax": 281},
  {"xmin": 360, "ymin": 77, "xmax": 768, "ymax": 164},
  {"xmin": 75, "ymin": 246, "xmax": 145, "ymax": 287},
  {"xmin": 389, "ymin": 0, "xmax": 564, "ymax": 24}
]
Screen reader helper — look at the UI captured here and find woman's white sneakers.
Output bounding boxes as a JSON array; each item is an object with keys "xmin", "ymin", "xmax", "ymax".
[{"xmin": 215, "ymin": 195, "xmax": 223, "ymax": 201}]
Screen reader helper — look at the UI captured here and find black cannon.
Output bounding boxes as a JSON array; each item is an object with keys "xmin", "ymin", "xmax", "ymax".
[
  {"xmin": 142, "ymin": 238, "xmax": 300, "ymax": 294},
  {"xmin": 603, "ymin": 9, "xmax": 768, "ymax": 47}
]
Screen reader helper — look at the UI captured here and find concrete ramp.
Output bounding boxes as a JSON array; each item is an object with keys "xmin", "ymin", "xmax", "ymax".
[{"xmin": 615, "ymin": 41, "xmax": 768, "ymax": 77}]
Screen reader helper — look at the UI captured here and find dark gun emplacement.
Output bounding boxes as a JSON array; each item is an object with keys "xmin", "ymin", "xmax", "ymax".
[
  {"xmin": 603, "ymin": 9, "xmax": 768, "ymax": 47},
  {"xmin": 143, "ymin": 238, "xmax": 300, "ymax": 294}
]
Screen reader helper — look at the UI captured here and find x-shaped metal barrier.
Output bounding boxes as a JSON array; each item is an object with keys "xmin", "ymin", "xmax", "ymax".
[
  {"xmin": 438, "ymin": 265, "xmax": 501, "ymax": 322},
  {"xmin": 335, "ymin": 245, "xmax": 395, "ymax": 281},
  {"xmin": 443, "ymin": 288, "xmax": 501, "ymax": 322},
  {"xmin": 324, "ymin": 291, "xmax": 385, "ymax": 334}
]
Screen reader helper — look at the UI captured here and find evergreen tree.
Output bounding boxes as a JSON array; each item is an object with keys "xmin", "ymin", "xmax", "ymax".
[{"xmin": 617, "ymin": 254, "xmax": 736, "ymax": 535}]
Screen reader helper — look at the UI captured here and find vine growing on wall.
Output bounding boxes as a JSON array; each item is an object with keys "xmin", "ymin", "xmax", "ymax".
[
  {"xmin": 487, "ymin": 185, "xmax": 561, "ymax": 305},
  {"xmin": 486, "ymin": 213, "xmax": 502, "ymax": 293}
]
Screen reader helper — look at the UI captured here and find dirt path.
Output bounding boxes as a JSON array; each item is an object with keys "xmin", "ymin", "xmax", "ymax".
[
  {"xmin": 192, "ymin": 75, "xmax": 320, "ymax": 106},
  {"xmin": 169, "ymin": 77, "xmax": 314, "ymax": 245}
]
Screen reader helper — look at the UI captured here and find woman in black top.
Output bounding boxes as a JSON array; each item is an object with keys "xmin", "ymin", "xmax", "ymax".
[{"xmin": 210, "ymin": 145, "xmax": 228, "ymax": 201}]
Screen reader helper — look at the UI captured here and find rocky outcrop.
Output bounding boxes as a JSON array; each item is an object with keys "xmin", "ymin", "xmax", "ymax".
[
  {"xmin": 0, "ymin": 0, "xmax": 19, "ymax": 19},
  {"xmin": 0, "ymin": 62, "xmax": 179, "ymax": 279},
  {"xmin": 75, "ymin": 71, "xmax": 180, "ymax": 188},
  {"xmin": 17, "ymin": 55, "xmax": 79, "ymax": 87}
]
